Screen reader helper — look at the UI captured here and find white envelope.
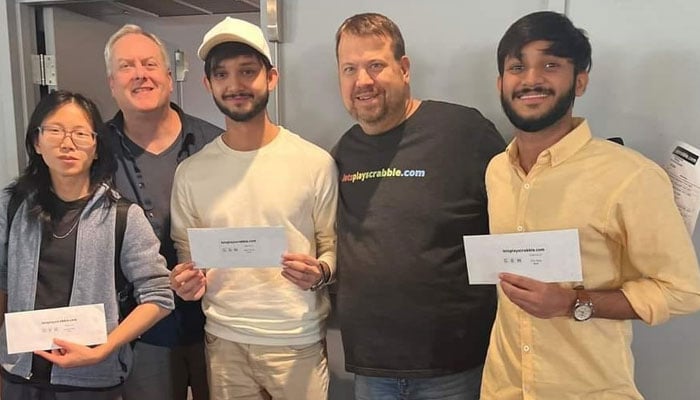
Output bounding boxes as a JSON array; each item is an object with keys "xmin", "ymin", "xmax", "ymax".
[
  {"xmin": 5, "ymin": 303, "xmax": 107, "ymax": 354},
  {"xmin": 187, "ymin": 226, "xmax": 287, "ymax": 268},
  {"xmin": 463, "ymin": 229, "xmax": 583, "ymax": 284}
]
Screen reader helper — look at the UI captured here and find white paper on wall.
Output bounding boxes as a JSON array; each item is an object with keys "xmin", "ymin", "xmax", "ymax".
[{"xmin": 664, "ymin": 141, "xmax": 700, "ymax": 234}]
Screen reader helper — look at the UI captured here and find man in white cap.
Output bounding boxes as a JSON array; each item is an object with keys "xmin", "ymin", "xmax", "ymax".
[{"xmin": 169, "ymin": 17, "xmax": 337, "ymax": 399}]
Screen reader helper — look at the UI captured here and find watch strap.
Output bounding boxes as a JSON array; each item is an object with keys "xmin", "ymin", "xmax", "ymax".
[{"xmin": 309, "ymin": 261, "xmax": 330, "ymax": 291}]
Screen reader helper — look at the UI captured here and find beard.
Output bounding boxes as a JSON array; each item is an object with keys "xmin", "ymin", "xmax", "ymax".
[
  {"xmin": 350, "ymin": 96, "xmax": 388, "ymax": 126},
  {"xmin": 213, "ymin": 89, "xmax": 269, "ymax": 122},
  {"xmin": 352, "ymin": 103, "xmax": 385, "ymax": 125},
  {"xmin": 349, "ymin": 86, "xmax": 409, "ymax": 129},
  {"xmin": 501, "ymin": 83, "xmax": 576, "ymax": 133}
]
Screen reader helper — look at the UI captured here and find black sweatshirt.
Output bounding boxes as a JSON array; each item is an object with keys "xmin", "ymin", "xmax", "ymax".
[{"xmin": 333, "ymin": 100, "xmax": 506, "ymax": 378}]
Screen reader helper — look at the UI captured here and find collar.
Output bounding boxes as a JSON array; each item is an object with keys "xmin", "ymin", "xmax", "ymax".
[
  {"xmin": 506, "ymin": 117, "xmax": 592, "ymax": 169},
  {"xmin": 108, "ymin": 102, "xmax": 189, "ymax": 137},
  {"xmin": 82, "ymin": 183, "xmax": 111, "ymax": 211}
]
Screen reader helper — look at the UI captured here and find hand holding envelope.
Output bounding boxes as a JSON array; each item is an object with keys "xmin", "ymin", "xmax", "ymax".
[
  {"xmin": 463, "ymin": 229, "xmax": 584, "ymax": 319},
  {"xmin": 281, "ymin": 253, "xmax": 325, "ymax": 290},
  {"xmin": 4, "ymin": 304, "xmax": 108, "ymax": 359},
  {"xmin": 34, "ymin": 337, "xmax": 112, "ymax": 369},
  {"xmin": 171, "ymin": 261, "xmax": 206, "ymax": 301},
  {"xmin": 498, "ymin": 272, "xmax": 578, "ymax": 318},
  {"xmin": 177, "ymin": 227, "xmax": 325, "ymax": 292},
  {"xmin": 173, "ymin": 227, "xmax": 289, "ymax": 300}
]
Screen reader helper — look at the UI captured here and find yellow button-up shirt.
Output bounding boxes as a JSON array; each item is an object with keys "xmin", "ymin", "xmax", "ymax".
[{"xmin": 481, "ymin": 119, "xmax": 700, "ymax": 399}]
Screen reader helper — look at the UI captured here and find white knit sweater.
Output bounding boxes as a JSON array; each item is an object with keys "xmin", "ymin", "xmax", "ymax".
[{"xmin": 171, "ymin": 127, "xmax": 337, "ymax": 345}]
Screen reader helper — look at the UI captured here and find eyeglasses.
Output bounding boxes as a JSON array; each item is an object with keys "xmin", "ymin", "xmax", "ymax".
[{"xmin": 38, "ymin": 125, "xmax": 96, "ymax": 147}]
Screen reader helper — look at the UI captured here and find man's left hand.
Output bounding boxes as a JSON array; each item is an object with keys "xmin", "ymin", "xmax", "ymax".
[
  {"xmin": 499, "ymin": 273, "xmax": 576, "ymax": 319},
  {"xmin": 281, "ymin": 253, "xmax": 323, "ymax": 290}
]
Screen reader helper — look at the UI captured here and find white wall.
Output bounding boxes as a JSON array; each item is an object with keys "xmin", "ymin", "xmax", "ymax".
[{"xmin": 569, "ymin": 1, "xmax": 700, "ymax": 399}]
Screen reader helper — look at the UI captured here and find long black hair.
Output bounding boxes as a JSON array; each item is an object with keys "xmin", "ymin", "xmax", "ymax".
[{"xmin": 6, "ymin": 90, "xmax": 117, "ymax": 226}]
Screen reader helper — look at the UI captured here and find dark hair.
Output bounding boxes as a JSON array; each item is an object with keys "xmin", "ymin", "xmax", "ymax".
[
  {"xmin": 7, "ymin": 90, "xmax": 117, "ymax": 226},
  {"xmin": 497, "ymin": 11, "xmax": 592, "ymax": 76},
  {"xmin": 335, "ymin": 13, "xmax": 406, "ymax": 61},
  {"xmin": 204, "ymin": 42, "xmax": 272, "ymax": 79}
]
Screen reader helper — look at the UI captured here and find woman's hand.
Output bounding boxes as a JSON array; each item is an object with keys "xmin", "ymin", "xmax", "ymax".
[{"xmin": 34, "ymin": 338, "xmax": 112, "ymax": 368}]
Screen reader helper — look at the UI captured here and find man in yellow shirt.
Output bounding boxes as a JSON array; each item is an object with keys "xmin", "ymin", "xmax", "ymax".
[{"xmin": 481, "ymin": 11, "xmax": 700, "ymax": 399}]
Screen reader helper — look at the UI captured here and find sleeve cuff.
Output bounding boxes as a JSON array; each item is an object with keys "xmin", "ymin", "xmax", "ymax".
[{"xmin": 621, "ymin": 279, "xmax": 669, "ymax": 326}]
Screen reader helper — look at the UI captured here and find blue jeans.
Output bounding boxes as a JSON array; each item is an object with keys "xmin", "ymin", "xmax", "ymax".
[{"xmin": 354, "ymin": 364, "xmax": 483, "ymax": 400}]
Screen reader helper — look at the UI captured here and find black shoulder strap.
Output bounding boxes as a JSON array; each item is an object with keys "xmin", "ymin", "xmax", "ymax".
[
  {"xmin": 114, "ymin": 197, "xmax": 130, "ymax": 301},
  {"xmin": 5, "ymin": 191, "xmax": 22, "ymax": 244}
]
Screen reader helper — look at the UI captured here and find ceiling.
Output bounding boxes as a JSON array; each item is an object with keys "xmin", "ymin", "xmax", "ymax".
[{"xmin": 57, "ymin": 0, "xmax": 259, "ymax": 19}]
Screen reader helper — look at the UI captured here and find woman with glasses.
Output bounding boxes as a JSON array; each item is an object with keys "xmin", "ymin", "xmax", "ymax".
[{"xmin": 0, "ymin": 90, "xmax": 174, "ymax": 399}]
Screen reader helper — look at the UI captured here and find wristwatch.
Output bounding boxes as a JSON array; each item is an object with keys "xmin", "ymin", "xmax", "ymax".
[
  {"xmin": 573, "ymin": 286, "xmax": 594, "ymax": 321},
  {"xmin": 309, "ymin": 261, "xmax": 330, "ymax": 292}
]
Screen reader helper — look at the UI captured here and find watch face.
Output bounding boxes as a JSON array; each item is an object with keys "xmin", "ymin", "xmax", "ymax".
[{"xmin": 574, "ymin": 304, "xmax": 593, "ymax": 321}]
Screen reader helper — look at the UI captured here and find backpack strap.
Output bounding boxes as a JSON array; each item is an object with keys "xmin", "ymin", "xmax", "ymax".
[
  {"xmin": 114, "ymin": 197, "xmax": 132, "ymax": 322},
  {"xmin": 6, "ymin": 191, "xmax": 22, "ymax": 233},
  {"xmin": 115, "ymin": 197, "xmax": 129, "ymax": 269},
  {"xmin": 5, "ymin": 191, "xmax": 23, "ymax": 251}
]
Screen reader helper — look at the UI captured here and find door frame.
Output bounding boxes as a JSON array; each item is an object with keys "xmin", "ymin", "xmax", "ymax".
[{"xmin": 0, "ymin": 0, "xmax": 42, "ymax": 179}]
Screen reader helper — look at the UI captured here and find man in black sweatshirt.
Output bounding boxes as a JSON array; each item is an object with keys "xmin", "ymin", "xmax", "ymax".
[{"xmin": 333, "ymin": 12, "xmax": 506, "ymax": 400}]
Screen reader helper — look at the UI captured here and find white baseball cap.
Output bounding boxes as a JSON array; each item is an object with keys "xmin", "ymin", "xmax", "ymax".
[{"xmin": 198, "ymin": 17, "xmax": 272, "ymax": 64}]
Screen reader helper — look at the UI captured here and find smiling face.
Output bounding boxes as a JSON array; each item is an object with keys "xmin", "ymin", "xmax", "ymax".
[
  {"xmin": 498, "ymin": 40, "xmax": 588, "ymax": 133},
  {"xmin": 204, "ymin": 54, "xmax": 277, "ymax": 123},
  {"xmin": 34, "ymin": 102, "xmax": 97, "ymax": 185},
  {"xmin": 337, "ymin": 33, "xmax": 411, "ymax": 135},
  {"xmin": 108, "ymin": 33, "xmax": 173, "ymax": 115}
]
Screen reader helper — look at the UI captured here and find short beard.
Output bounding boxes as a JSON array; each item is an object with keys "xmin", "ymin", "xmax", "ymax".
[
  {"xmin": 350, "ymin": 88, "xmax": 409, "ymax": 131},
  {"xmin": 501, "ymin": 84, "xmax": 576, "ymax": 133},
  {"xmin": 214, "ymin": 90, "xmax": 269, "ymax": 122},
  {"xmin": 352, "ymin": 104, "xmax": 386, "ymax": 126}
]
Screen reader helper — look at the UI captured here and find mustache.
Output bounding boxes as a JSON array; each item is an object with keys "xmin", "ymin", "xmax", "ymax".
[
  {"xmin": 352, "ymin": 88, "xmax": 378, "ymax": 96},
  {"xmin": 222, "ymin": 92, "xmax": 253, "ymax": 99},
  {"xmin": 513, "ymin": 86, "xmax": 554, "ymax": 99}
]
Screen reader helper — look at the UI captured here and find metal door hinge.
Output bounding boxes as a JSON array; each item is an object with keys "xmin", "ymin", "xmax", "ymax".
[{"xmin": 31, "ymin": 54, "xmax": 57, "ymax": 86}]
